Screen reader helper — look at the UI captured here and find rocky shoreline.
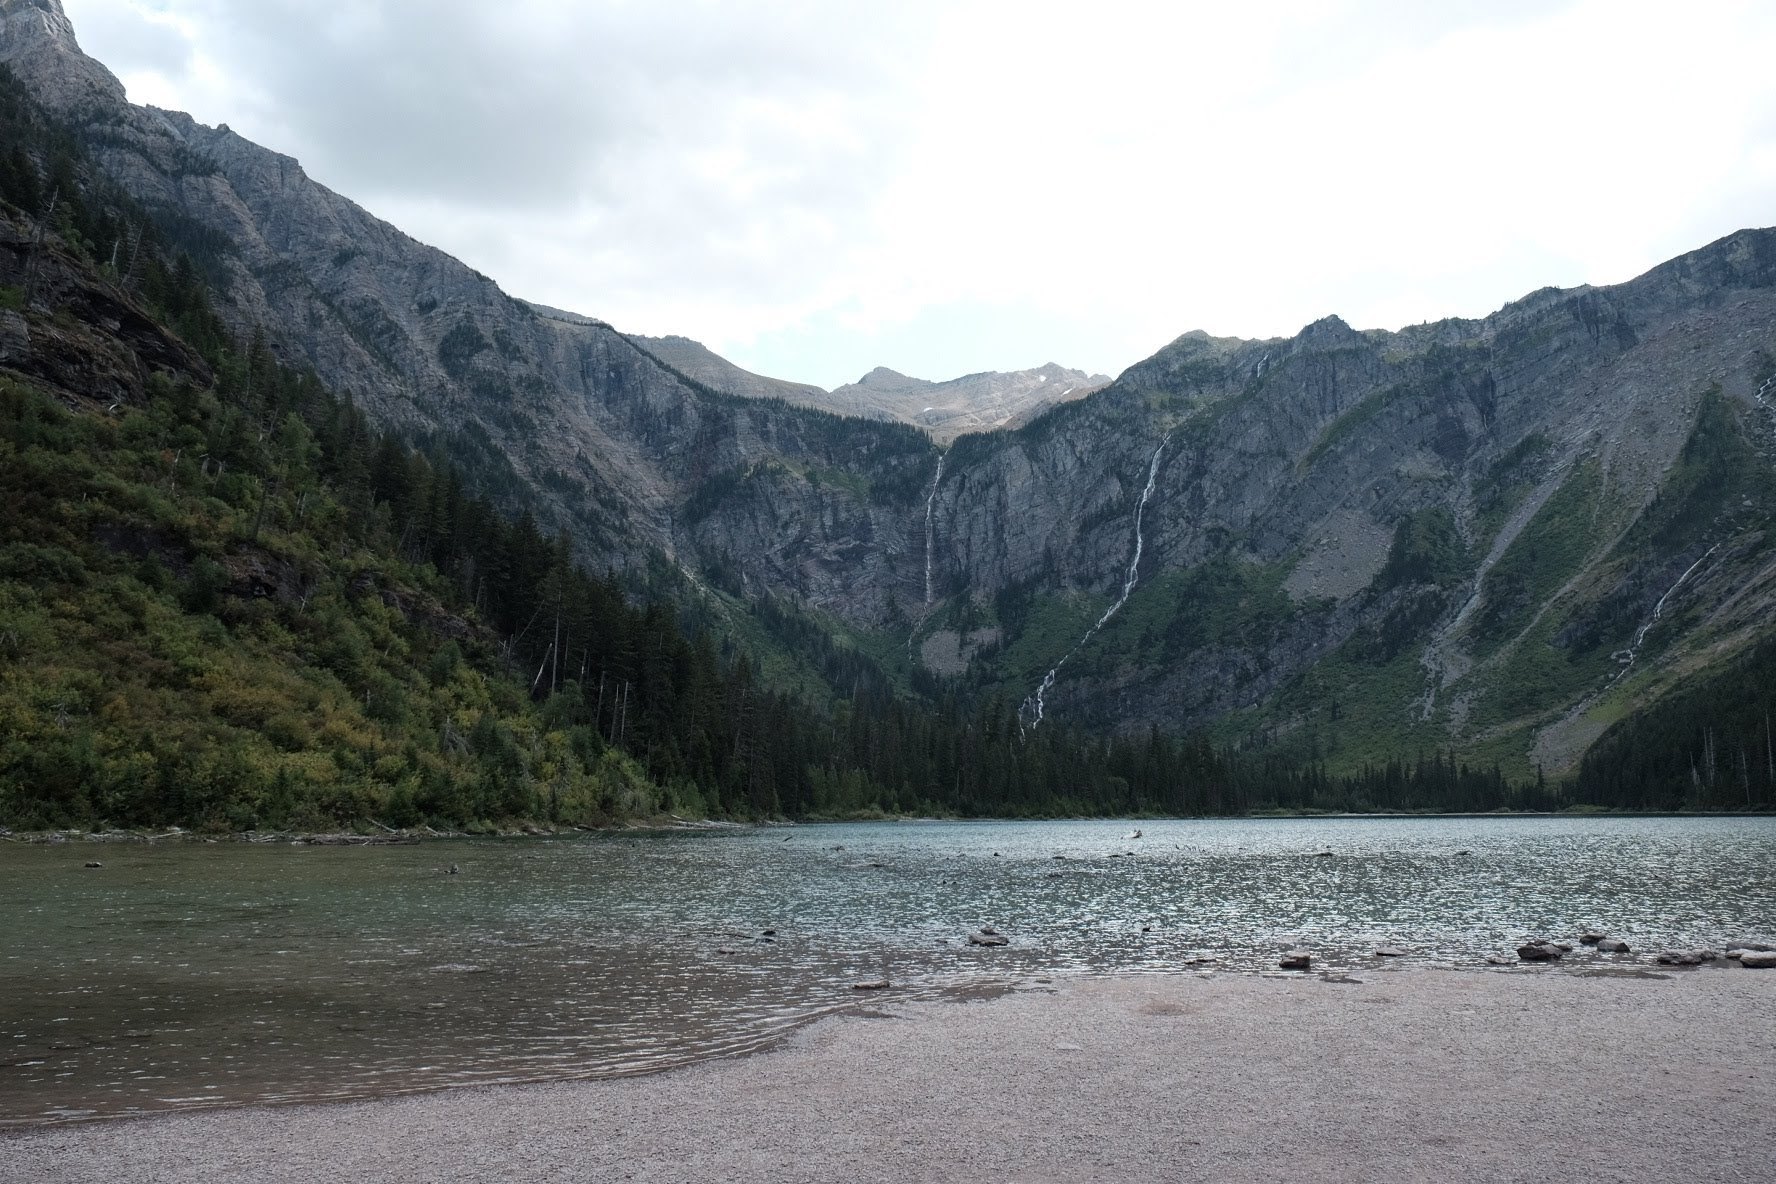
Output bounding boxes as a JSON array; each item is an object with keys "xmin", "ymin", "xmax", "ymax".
[{"xmin": 0, "ymin": 817, "xmax": 750, "ymax": 846}]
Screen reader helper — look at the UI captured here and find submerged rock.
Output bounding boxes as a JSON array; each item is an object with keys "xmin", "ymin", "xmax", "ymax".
[
  {"xmin": 1373, "ymin": 946, "xmax": 1407, "ymax": 958},
  {"xmin": 1655, "ymin": 950, "xmax": 1707, "ymax": 966},
  {"xmin": 852, "ymin": 979, "xmax": 892, "ymax": 991}
]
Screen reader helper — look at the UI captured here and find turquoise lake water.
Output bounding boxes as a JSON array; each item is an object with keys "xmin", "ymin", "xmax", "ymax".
[{"xmin": 2, "ymin": 814, "xmax": 1772, "ymax": 1126}]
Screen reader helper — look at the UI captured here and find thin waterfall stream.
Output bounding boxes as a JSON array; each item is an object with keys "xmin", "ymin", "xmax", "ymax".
[
  {"xmin": 1019, "ymin": 433, "xmax": 1171, "ymax": 730},
  {"xmin": 924, "ymin": 449, "xmax": 947, "ymax": 606},
  {"xmin": 1610, "ymin": 543, "xmax": 1720, "ymax": 681}
]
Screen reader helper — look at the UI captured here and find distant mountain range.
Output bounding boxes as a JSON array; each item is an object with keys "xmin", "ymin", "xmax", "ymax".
[
  {"xmin": 620, "ymin": 329, "xmax": 1109, "ymax": 444},
  {"xmin": 6, "ymin": 0, "xmax": 1776, "ymax": 797},
  {"xmin": 825, "ymin": 363, "xmax": 1109, "ymax": 444}
]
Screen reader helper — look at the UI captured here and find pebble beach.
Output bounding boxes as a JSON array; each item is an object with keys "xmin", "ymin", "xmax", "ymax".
[{"xmin": 6, "ymin": 967, "xmax": 1772, "ymax": 1183}]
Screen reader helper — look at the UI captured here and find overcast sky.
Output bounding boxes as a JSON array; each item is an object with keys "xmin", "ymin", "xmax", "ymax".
[{"xmin": 63, "ymin": 0, "xmax": 1776, "ymax": 389}]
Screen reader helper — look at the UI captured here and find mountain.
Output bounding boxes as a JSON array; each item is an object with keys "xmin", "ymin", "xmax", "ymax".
[
  {"xmin": 826, "ymin": 363, "xmax": 1110, "ymax": 444},
  {"xmin": 6, "ymin": 0, "xmax": 1776, "ymax": 800},
  {"xmin": 0, "ymin": 0, "xmax": 941, "ymax": 629},
  {"xmin": 622, "ymin": 332, "xmax": 1107, "ymax": 444},
  {"xmin": 622, "ymin": 332, "xmax": 828, "ymax": 406},
  {"xmin": 0, "ymin": 132, "xmax": 1565, "ymax": 828}
]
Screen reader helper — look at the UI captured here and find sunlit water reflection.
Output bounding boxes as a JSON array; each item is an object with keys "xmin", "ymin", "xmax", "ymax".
[{"xmin": 3, "ymin": 814, "xmax": 1772, "ymax": 1126}]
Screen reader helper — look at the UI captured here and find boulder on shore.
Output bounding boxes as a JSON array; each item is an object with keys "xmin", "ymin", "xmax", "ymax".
[{"xmin": 1734, "ymin": 950, "xmax": 1776, "ymax": 969}]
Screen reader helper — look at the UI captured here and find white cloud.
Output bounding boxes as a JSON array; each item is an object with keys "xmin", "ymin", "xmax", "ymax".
[{"xmin": 62, "ymin": 0, "xmax": 1776, "ymax": 389}]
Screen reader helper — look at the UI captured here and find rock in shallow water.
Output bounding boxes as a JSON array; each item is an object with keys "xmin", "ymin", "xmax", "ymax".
[
  {"xmin": 1596, "ymin": 938, "xmax": 1631, "ymax": 953},
  {"xmin": 1279, "ymin": 950, "xmax": 1312, "ymax": 970},
  {"xmin": 1735, "ymin": 950, "xmax": 1776, "ymax": 969},
  {"xmin": 968, "ymin": 931, "xmax": 1009, "ymax": 947},
  {"xmin": 1517, "ymin": 941, "xmax": 1565, "ymax": 962}
]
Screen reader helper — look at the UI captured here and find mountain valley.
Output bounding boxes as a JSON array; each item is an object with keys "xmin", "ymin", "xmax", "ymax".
[{"xmin": 2, "ymin": 0, "xmax": 1775, "ymax": 821}]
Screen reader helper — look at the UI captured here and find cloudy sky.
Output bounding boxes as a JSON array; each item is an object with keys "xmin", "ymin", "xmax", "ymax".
[{"xmin": 63, "ymin": 0, "xmax": 1776, "ymax": 389}]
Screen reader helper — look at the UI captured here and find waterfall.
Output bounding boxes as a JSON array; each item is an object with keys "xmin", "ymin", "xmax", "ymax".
[
  {"xmin": 1610, "ymin": 543, "xmax": 1720, "ymax": 681},
  {"xmin": 924, "ymin": 450, "xmax": 947, "ymax": 605},
  {"xmin": 1019, "ymin": 433, "xmax": 1171, "ymax": 731}
]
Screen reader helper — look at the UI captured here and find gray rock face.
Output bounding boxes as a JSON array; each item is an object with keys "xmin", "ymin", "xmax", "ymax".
[{"xmin": 0, "ymin": 2, "xmax": 936, "ymax": 626}]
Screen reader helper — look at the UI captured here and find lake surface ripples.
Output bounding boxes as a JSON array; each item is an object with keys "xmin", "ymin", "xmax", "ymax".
[{"xmin": 2, "ymin": 814, "xmax": 1772, "ymax": 1126}]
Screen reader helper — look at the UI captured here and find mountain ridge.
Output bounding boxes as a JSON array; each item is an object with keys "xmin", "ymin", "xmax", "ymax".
[{"xmin": 6, "ymin": 0, "xmax": 1776, "ymax": 790}]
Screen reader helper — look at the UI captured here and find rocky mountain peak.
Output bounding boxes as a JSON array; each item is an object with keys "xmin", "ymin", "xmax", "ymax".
[
  {"xmin": 1298, "ymin": 313, "xmax": 1359, "ymax": 343},
  {"xmin": 0, "ymin": 0, "xmax": 126, "ymax": 111},
  {"xmin": 855, "ymin": 366, "xmax": 927, "ymax": 390},
  {"xmin": 0, "ymin": 0, "xmax": 71, "ymax": 41}
]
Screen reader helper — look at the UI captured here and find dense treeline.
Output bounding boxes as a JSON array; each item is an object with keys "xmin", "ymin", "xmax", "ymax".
[{"xmin": 1574, "ymin": 635, "xmax": 1776, "ymax": 811}]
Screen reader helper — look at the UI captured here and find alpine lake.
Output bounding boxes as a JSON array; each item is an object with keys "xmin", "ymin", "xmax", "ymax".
[{"xmin": 3, "ymin": 814, "xmax": 1772, "ymax": 1127}]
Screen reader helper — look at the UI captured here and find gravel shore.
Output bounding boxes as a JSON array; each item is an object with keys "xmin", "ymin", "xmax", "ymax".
[{"xmin": 5, "ymin": 967, "xmax": 1772, "ymax": 1182}]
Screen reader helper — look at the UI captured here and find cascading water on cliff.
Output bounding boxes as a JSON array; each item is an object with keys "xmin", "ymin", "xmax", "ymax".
[
  {"xmin": 1019, "ymin": 433, "xmax": 1171, "ymax": 731},
  {"xmin": 924, "ymin": 450, "xmax": 946, "ymax": 605},
  {"xmin": 1610, "ymin": 543, "xmax": 1720, "ymax": 680}
]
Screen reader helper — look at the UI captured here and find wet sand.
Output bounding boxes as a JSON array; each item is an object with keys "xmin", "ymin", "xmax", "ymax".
[{"xmin": 5, "ymin": 968, "xmax": 1772, "ymax": 1183}]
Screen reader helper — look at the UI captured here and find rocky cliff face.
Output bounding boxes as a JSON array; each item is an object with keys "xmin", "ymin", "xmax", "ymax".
[
  {"xmin": 8, "ymin": 0, "xmax": 1775, "ymax": 779},
  {"xmin": 919, "ymin": 237, "xmax": 1776, "ymax": 774},
  {"xmin": 0, "ymin": 0, "xmax": 936, "ymax": 627}
]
